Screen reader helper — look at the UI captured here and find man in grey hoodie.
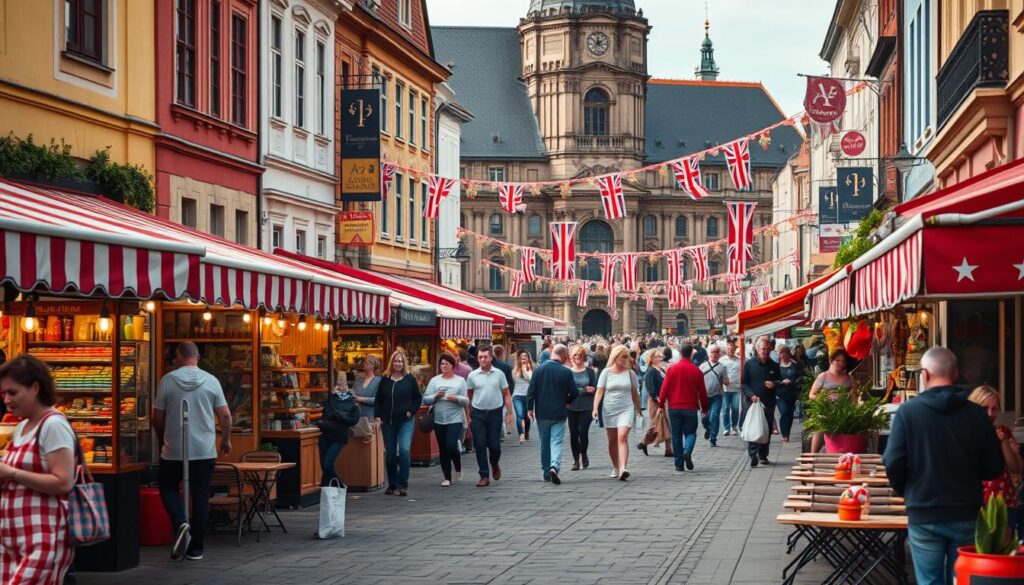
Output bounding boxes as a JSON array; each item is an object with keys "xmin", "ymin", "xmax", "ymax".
[{"xmin": 153, "ymin": 342, "xmax": 232, "ymax": 561}]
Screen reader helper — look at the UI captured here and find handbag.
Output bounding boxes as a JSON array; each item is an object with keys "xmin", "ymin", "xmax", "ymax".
[
  {"xmin": 417, "ymin": 406, "xmax": 435, "ymax": 434},
  {"xmin": 67, "ymin": 434, "xmax": 111, "ymax": 546},
  {"xmin": 351, "ymin": 416, "xmax": 373, "ymax": 439}
]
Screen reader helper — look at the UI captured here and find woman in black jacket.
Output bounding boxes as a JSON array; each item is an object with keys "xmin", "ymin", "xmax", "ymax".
[
  {"xmin": 567, "ymin": 345, "xmax": 598, "ymax": 470},
  {"xmin": 374, "ymin": 350, "xmax": 422, "ymax": 496},
  {"xmin": 637, "ymin": 346, "xmax": 673, "ymax": 457},
  {"xmin": 318, "ymin": 382, "xmax": 361, "ymax": 487}
]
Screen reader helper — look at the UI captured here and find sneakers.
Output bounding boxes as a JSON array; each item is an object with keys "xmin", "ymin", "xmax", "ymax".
[
  {"xmin": 549, "ymin": 468, "xmax": 561, "ymax": 485},
  {"xmin": 519, "ymin": 434, "xmax": 525, "ymax": 444},
  {"xmin": 441, "ymin": 479, "xmax": 452, "ymax": 487},
  {"xmin": 185, "ymin": 550, "xmax": 203, "ymax": 561},
  {"xmin": 683, "ymin": 453, "xmax": 694, "ymax": 471},
  {"xmin": 723, "ymin": 430, "xmax": 731, "ymax": 436},
  {"xmin": 618, "ymin": 469, "xmax": 630, "ymax": 481},
  {"xmin": 610, "ymin": 468, "xmax": 620, "ymax": 479},
  {"xmin": 384, "ymin": 486, "xmax": 397, "ymax": 495},
  {"xmin": 171, "ymin": 524, "xmax": 190, "ymax": 561},
  {"xmin": 750, "ymin": 456, "xmax": 759, "ymax": 468},
  {"xmin": 710, "ymin": 441, "xmax": 717, "ymax": 447},
  {"xmin": 759, "ymin": 458, "xmax": 771, "ymax": 465}
]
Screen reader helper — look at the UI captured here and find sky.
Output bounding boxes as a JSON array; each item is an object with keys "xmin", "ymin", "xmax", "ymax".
[{"xmin": 426, "ymin": 0, "xmax": 838, "ymax": 116}]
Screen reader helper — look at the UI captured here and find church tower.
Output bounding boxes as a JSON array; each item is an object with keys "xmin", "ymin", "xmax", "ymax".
[
  {"xmin": 519, "ymin": 1, "xmax": 651, "ymax": 179},
  {"xmin": 695, "ymin": 19, "xmax": 719, "ymax": 81}
]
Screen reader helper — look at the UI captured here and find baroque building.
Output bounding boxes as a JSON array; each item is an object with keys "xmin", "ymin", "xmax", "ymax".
[{"xmin": 433, "ymin": 0, "xmax": 802, "ymax": 336}]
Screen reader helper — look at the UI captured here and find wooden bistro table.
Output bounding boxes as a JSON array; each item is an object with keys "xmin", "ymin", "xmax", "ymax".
[
  {"xmin": 777, "ymin": 513, "xmax": 908, "ymax": 585},
  {"xmin": 785, "ymin": 474, "xmax": 892, "ymax": 487},
  {"xmin": 231, "ymin": 461, "xmax": 296, "ymax": 542}
]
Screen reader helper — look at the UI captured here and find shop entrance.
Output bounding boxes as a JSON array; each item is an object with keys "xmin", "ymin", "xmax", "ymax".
[
  {"xmin": 676, "ymin": 313, "xmax": 690, "ymax": 337},
  {"xmin": 582, "ymin": 309, "xmax": 612, "ymax": 336}
]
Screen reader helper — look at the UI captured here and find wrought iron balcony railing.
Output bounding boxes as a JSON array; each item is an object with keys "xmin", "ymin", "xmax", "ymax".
[{"xmin": 936, "ymin": 10, "xmax": 1009, "ymax": 129}]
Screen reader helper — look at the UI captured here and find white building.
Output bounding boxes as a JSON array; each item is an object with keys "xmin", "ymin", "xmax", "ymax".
[
  {"xmin": 434, "ymin": 82, "xmax": 472, "ymax": 289},
  {"xmin": 260, "ymin": 0, "xmax": 352, "ymax": 257},
  {"xmin": 770, "ymin": 141, "xmax": 809, "ymax": 293}
]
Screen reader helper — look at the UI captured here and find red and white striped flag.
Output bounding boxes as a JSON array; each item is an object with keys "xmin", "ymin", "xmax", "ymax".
[
  {"xmin": 600, "ymin": 255, "xmax": 617, "ymax": 292},
  {"xmin": 725, "ymin": 275, "xmax": 741, "ymax": 295},
  {"xmin": 667, "ymin": 249, "xmax": 685, "ymax": 284},
  {"xmin": 424, "ymin": 176, "xmax": 456, "ymax": 219},
  {"xmin": 724, "ymin": 138, "xmax": 752, "ymax": 191},
  {"xmin": 381, "ymin": 162, "xmax": 397, "ymax": 199},
  {"xmin": 550, "ymin": 222, "xmax": 577, "ymax": 280},
  {"xmin": 510, "ymin": 271, "xmax": 524, "ymax": 298},
  {"xmin": 760, "ymin": 283, "xmax": 773, "ymax": 302},
  {"xmin": 498, "ymin": 183, "xmax": 525, "ymax": 214},
  {"xmin": 644, "ymin": 290, "xmax": 655, "ymax": 312},
  {"xmin": 597, "ymin": 175, "xmax": 627, "ymax": 220},
  {"xmin": 727, "ymin": 201, "xmax": 757, "ymax": 275},
  {"xmin": 688, "ymin": 247, "xmax": 711, "ymax": 282},
  {"xmin": 704, "ymin": 298, "xmax": 718, "ymax": 323},
  {"xmin": 747, "ymin": 286, "xmax": 761, "ymax": 308},
  {"xmin": 670, "ymin": 157, "xmax": 710, "ymax": 200},
  {"xmin": 577, "ymin": 283, "xmax": 589, "ymax": 307},
  {"xmin": 606, "ymin": 283, "xmax": 617, "ymax": 309},
  {"xmin": 668, "ymin": 285, "xmax": 682, "ymax": 309},
  {"xmin": 521, "ymin": 249, "xmax": 537, "ymax": 284},
  {"xmin": 620, "ymin": 253, "xmax": 638, "ymax": 292},
  {"xmin": 680, "ymin": 284, "xmax": 694, "ymax": 310}
]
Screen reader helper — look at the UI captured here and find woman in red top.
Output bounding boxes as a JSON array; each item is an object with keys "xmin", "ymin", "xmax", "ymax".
[{"xmin": 969, "ymin": 385, "xmax": 1022, "ymax": 526}]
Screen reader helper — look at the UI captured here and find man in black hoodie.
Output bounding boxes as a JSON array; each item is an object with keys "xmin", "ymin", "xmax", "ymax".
[{"xmin": 884, "ymin": 347, "xmax": 1004, "ymax": 585}]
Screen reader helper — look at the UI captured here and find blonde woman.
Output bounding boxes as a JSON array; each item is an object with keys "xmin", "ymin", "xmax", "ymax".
[
  {"xmin": 566, "ymin": 345, "xmax": 598, "ymax": 470},
  {"xmin": 511, "ymin": 351, "xmax": 534, "ymax": 443},
  {"xmin": 373, "ymin": 350, "xmax": 422, "ymax": 496},
  {"xmin": 593, "ymin": 344, "xmax": 642, "ymax": 480},
  {"xmin": 968, "ymin": 385, "xmax": 1023, "ymax": 530}
]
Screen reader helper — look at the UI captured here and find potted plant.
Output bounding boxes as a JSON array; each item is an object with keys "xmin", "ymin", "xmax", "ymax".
[
  {"xmin": 801, "ymin": 391, "xmax": 888, "ymax": 454},
  {"xmin": 954, "ymin": 495, "xmax": 1024, "ymax": 581},
  {"xmin": 837, "ymin": 484, "xmax": 870, "ymax": 521}
]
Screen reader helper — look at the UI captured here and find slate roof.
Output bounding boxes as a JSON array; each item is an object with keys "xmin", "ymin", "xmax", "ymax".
[
  {"xmin": 527, "ymin": 0, "xmax": 636, "ymax": 15},
  {"xmin": 432, "ymin": 26, "xmax": 548, "ymax": 160},
  {"xmin": 645, "ymin": 79, "xmax": 804, "ymax": 167}
]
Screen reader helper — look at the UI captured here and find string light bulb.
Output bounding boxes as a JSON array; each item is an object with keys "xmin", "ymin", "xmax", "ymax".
[
  {"xmin": 202, "ymin": 308, "xmax": 213, "ymax": 321},
  {"xmin": 263, "ymin": 315, "xmax": 273, "ymax": 326},
  {"xmin": 297, "ymin": 317, "xmax": 307, "ymax": 332},
  {"xmin": 145, "ymin": 301, "xmax": 156, "ymax": 312},
  {"xmin": 313, "ymin": 322, "xmax": 322, "ymax": 331},
  {"xmin": 322, "ymin": 323, "xmax": 330, "ymax": 334},
  {"xmin": 21, "ymin": 302, "xmax": 38, "ymax": 333},
  {"xmin": 242, "ymin": 313, "xmax": 252, "ymax": 324},
  {"xmin": 277, "ymin": 314, "xmax": 287, "ymax": 329},
  {"xmin": 97, "ymin": 305, "xmax": 112, "ymax": 333}
]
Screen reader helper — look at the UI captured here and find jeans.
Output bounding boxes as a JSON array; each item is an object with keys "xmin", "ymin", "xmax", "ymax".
[
  {"xmin": 470, "ymin": 407, "xmax": 503, "ymax": 478},
  {"xmin": 512, "ymin": 395, "xmax": 531, "ymax": 436},
  {"xmin": 317, "ymin": 435, "xmax": 346, "ymax": 487},
  {"xmin": 706, "ymin": 395, "xmax": 722, "ymax": 443},
  {"xmin": 158, "ymin": 458, "xmax": 216, "ymax": 553},
  {"xmin": 746, "ymin": 403, "xmax": 775, "ymax": 460},
  {"xmin": 667, "ymin": 409, "xmax": 698, "ymax": 469},
  {"xmin": 380, "ymin": 418, "xmax": 414, "ymax": 488},
  {"xmin": 433, "ymin": 422, "xmax": 463, "ymax": 481},
  {"xmin": 776, "ymin": 397, "xmax": 796, "ymax": 439},
  {"xmin": 537, "ymin": 418, "xmax": 566, "ymax": 473},
  {"xmin": 907, "ymin": 521, "xmax": 975, "ymax": 585},
  {"xmin": 567, "ymin": 410, "xmax": 593, "ymax": 461},
  {"xmin": 721, "ymin": 392, "xmax": 740, "ymax": 430}
]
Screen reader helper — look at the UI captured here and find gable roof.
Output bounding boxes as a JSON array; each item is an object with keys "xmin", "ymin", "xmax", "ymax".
[
  {"xmin": 644, "ymin": 79, "xmax": 803, "ymax": 167},
  {"xmin": 431, "ymin": 26, "xmax": 548, "ymax": 160}
]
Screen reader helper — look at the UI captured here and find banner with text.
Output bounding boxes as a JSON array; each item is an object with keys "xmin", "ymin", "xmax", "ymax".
[
  {"xmin": 338, "ymin": 211, "xmax": 375, "ymax": 246},
  {"xmin": 837, "ymin": 167, "xmax": 874, "ymax": 224},
  {"xmin": 341, "ymin": 89, "xmax": 381, "ymax": 202}
]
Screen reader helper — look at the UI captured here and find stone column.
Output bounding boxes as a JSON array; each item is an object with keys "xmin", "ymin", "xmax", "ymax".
[{"xmin": 622, "ymin": 299, "xmax": 634, "ymax": 335}]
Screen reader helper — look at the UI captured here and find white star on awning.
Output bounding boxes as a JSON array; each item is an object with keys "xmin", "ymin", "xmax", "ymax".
[
  {"xmin": 953, "ymin": 257, "xmax": 978, "ymax": 282},
  {"xmin": 1014, "ymin": 260, "xmax": 1024, "ymax": 280}
]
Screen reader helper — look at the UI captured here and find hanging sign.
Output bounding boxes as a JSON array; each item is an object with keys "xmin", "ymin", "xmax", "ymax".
[
  {"xmin": 397, "ymin": 306, "xmax": 437, "ymax": 328},
  {"xmin": 837, "ymin": 167, "xmax": 874, "ymax": 223},
  {"xmin": 818, "ymin": 185, "xmax": 839, "ymax": 226},
  {"xmin": 840, "ymin": 131, "xmax": 866, "ymax": 157},
  {"xmin": 338, "ymin": 211, "xmax": 375, "ymax": 246},
  {"xmin": 341, "ymin": 89, "xmax": 381, "ymax": 202},
  {"xmin": 803, "ymin": 76, "xmax": 846, "ymax": 136},
  {"xmin": 819, "ymin": 224, "xmax": 845, "ymax": 253}
]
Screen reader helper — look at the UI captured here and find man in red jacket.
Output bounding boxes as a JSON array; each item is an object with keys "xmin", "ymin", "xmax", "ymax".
[{"xmin": 658, "ymin": 344, "xmax": 709, "ymax": 472}]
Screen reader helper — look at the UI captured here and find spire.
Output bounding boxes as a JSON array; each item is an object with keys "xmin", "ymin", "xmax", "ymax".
[{"xmin": 695, "ymin": 18, "xmax": 720, "ymax": 81}]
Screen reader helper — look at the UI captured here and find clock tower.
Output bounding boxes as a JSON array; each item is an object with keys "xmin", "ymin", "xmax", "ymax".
[{"xmin": 519, "ymin": 1, "xmax": 650, "ymax": 179}]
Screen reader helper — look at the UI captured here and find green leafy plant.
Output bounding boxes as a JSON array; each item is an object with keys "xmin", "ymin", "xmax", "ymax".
[
  {"xmin": 976, "ymin": 494, "xmax": 1017, "ymax": 555},
  {"xmin": 834, "ymin": 209, "xmax": 886, "ymax": 268},
  {"xmin": 0, "ymin": 133, "xmax": 81, "ymax": 179},
  {"xmin": 257, "ymin": 442, "xmax": 279, "ymax": 453},
  {"xmin": 85, "ymin": 148, "xmax": 155, "ymax": 213},
  {"xmin": 801, "ymin": 391, "xmax": 888, "ymax": 435}
]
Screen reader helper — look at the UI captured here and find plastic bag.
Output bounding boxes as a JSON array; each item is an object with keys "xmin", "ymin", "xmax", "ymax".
[
  {"xmin": 317, "ymin": 480, "xmax": 347, "ymax": 539},
  {"xmin": 740, "ymin": 402, "xmax": 770, "ymax": 444}
]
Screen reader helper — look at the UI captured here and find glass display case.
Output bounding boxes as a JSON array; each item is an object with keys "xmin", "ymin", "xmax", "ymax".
[
  {"xmin": 333, "ymin": 331, "xmax": 386, "ymax": 389},
  {"xmin": 118, "ymin": 310, "xmax": 151, "ymax": 467},
  {"xmin": 259, "ymin": 317, "xmax": 331, "ymax": 434},
  {"xmin": 393, "ymin": 332, "xmax": 434, "ymax": 390}
]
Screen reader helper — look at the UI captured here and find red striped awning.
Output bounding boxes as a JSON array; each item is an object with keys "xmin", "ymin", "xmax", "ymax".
[
  {"xmin": 440, "ymin": 315, "xmax": 492, "ymax": 340},
  {"xmin": 513, "ymin": 318, "xmax": 544, "ymax": 335},
  {"xmin": 309, "ymin": 281, "xmax": 390, "ymax": 324},
  {"xmin": 853, "ymin": 231, "xmax": 922, "ymax": 315},
  {"xmin": 809, "ymin": 276, "xmax": 850, "ymax": 322}
]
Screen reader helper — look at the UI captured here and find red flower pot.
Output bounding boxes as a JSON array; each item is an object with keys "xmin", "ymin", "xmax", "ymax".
[
  {"xmin": 954, "ymin": 546, "xmax": 1024, "ymax": 583},
  {"xmin": 837, "ymin": 503, "xmax": 862, "ymax": 521},
  {"xmin": 824, "ymin": 433, "xmax": 868, "ymax": 454},
  {"xmin": 834, "ymin": 468, "xmax": 852, "ymax": 480}
]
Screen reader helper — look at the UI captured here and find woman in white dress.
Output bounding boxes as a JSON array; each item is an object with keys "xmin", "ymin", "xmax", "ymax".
[{"xmin": 592, "ymin": 344, "xmax": 642, "ymax": 480}]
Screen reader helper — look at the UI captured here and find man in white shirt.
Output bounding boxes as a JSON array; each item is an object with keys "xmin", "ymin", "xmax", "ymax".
[
  {"xmin": 699, "ymin": 345, "xmax": 729, "ymax": 447},
  {"xmin": 466, "ymin": 345, "xmax": 513, "ymax": 487},
  {"xmin": 719, "ymin": 340, "xmax": 743, "ymax": 436}
]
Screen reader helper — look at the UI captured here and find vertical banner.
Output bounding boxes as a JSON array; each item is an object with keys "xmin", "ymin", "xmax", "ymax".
[
  {"xmin": 341, "ymin": 89, "xmax": 381, "ymax": 202},
  {"xmin": 837, "ymin": 167, "xmax": 874, "ymax": 224},
  {"xmin": 818, "ymin": 185, "xmax": 839, "ymax": 225}
]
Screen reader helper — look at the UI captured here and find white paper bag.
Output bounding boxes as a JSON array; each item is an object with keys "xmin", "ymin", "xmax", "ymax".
[
  {"xmin": 740, "ymin": 402, "xmax": 770, "ymax": 444},
  {"xmin": 317, "ymin": 480, "xmax": 347, "ymax": 539}
]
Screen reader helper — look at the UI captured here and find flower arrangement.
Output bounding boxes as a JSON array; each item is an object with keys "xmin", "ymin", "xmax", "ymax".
[
  {"xmin": 838, "ymin": 484, "xmax": 870, "ymax": 521},
  {"xmin": 834, "ymin": 453, "xmax": 862, "ymax": 480}
]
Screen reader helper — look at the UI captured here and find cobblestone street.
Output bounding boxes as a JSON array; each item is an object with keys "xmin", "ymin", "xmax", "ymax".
[{"xmin": 80, "ymin": 423, "xmax": 843, "ymax": 585}]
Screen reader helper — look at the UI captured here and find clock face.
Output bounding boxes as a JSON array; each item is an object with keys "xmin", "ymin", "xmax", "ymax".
[{"xmin": 587, "ymin": 32, "xmax": 609, "ymax": 56}]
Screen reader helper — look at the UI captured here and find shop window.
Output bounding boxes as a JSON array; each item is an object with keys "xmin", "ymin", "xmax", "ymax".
[
  {"xmin": 488, "ymin": 167, "xmax": 505, "ymax": 182},
  {"xmin": 489, "ymin": 213, "xmax": 503, "ymax": 236},
  {"xmin": 175, "ymin": 0, "xmax": 196, "ymax": 106},
  {"xmin": 643, "ymin": 215, "xmax": 657, "ymax": 237},
  {"xmin": 209, "ymin": 204, "xmax": 225, "ymax": 237},
  {"xmin": 675, "ymin": 216, "xmax": 687, "ymax": 238},
  {"xmin": 234, "ymin": 210, "xmax": 248, "ymax": 245},
  {"xmin": 488, "ymin": 257, "xmax": 505, "ymax": 291},
  {"xmin": 181, "ymin": 197, "xmax": 197, "ymax": 228},
  {"xmin": 706, "ymin": 216, "xmax": 719, "ymax": 238},
  {"xmin": 230, "ymin": 13, "xmax": 248, "ymax": 126},
  {"xmin": 295, "ymin": 229, "xmax": 306, "ymax": 255},
  {"xmin": 65, "ymin": 0, "xmax": 106, "ymax": 63},
  {"xmin": 528, "ymin": 214, "xmax": 542, "ymax": 236}
]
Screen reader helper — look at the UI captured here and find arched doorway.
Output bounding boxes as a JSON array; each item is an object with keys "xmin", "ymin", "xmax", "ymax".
[
  {"xmin": 676, "ymin": 313, "xmax": 689, "ymax": 337},
  {"xmin": 578, "ymin": 220, "xmax": 614, "ymax": 281},
  {"xmin": 645, "ymin": 314, "xmax": 658, "ymax": 334},
  {"xmin": 582, "ymin": 309, "xmax": 612, "ymax": 336}
]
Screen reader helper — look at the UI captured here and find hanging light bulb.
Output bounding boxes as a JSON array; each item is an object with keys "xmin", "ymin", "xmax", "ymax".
[
  {"xmin": 297, "ymin": 319, "xmax": 307, "ymax": 331},
  {"xmin": 202, "ymin": 308, "xmax": 213, "ymax": 321},
  {"xmin": 313, "ymin": 322, "xmax": 322, "ymax": 331},
  {"xmin": 322, "ymin": 322, "xmax": 331, "ymax": 334},
  {"xmin": 97, "ymin": 305, "xmax": 112, "ymax": 333},
  {"xmin": 21, "ymin": 302, "xmax": 38, "ymax": 333},
  {"xmin": 263, "ymin": 315, "xmax": 273, "ymax": 326},
  {"xmin": 242, "ymin": 313, "xmax": 252, "ymax": 323},
  {"xmin": 144, "ymin": 301, "xmax": 156, "ymax": 312},
  {"xmin": 277, "ymin": 313, "xmax": 287, "ymax": 328}
]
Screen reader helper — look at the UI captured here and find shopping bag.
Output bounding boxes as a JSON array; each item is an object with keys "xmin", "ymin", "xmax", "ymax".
[
  {"xmin": 740, "ymin": 402, "xmax": 770, "ymax": 444},
  {"xmin": 68, "ymin": 464, "xmax": 111, "ymax": 546},
  {"xmin": 351, "ymin": 416, "xmax": 373, "ymax": 439},
  {"xmin": 317, "ymin": 480, "xmax": 347, "ymax": 539}
]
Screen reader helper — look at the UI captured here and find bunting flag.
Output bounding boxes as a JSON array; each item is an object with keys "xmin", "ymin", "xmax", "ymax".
[
  {"xmin": 688, "ymin": 247, "xmax": 711, "ymax": 282},
  {"xmin": 509, "ymin": 271, "xmax": 524, "ymax": 298},
  {"xmin": 644, "ymin": 290, "xmax": 655, "ymax": 312},
  {"xmin": 498, "ymin": 183, "xmax": 525, "ymax": 214},
  {"xmin": 601, "ymin": 255, "xmax": 617, "ymax": 292},
  {"xmin": 790, "ymin": 252, "xmax": 801, "ymax": 272},
  {"xmin": 606, "ymin": 284, "xmax": 617, "ymax": 309},
  {"xmin": 725, "ymin": 275, "xmax": 741, "ymax": 295},
  {"xmin": 381, "ymin": 162, "xmax": 397, "ymax": 199},
  {"xmin": 705, "ymin": 298, "xmax": 718, "ymax": 323},
  {"xmin": 667, "ymin": 249, "xmax": 685, "ymax": 284},
  {"xmin": 724, "ymin": 138, "xmax": 752, "ymax": 191},
  {"xmin": 564, "ymin": 281, "xmax": 573, "ymax": 296},
  {"xmin": 667, "ymin": 285, "xmax": 682, "ymax": 309},
  {"xmin": 670, "ymin": 157, "xmax": 710, "ymax": 200},
  {"xmin": 760, "ymin": 283, "xmax": 774, "ymax": 302},
  {"xmin": 597, "ymin": 175, "xmax": 627, "ymax": 220},
  {"xmin": 550, "ymin": 222, "xmax": 577, "ymax": 280},
  {"xmin": 727, "ymin": 201, "xmax": 758, "ymax": 275},
  {"xmin": 577, "ymin": 283, "xmax": 589, "ymax": 307},
  {"xmin": 680, "ymin": 284, "xmax": 694, "ymax": 310},
  {"xmin": 620, "ymin": 253, "xmax": 638, "ymax": 292},
  {"xmin": 521, "ymin": 249, "xmax": 537, "ymax": 284},
  {"xmin": 424, "ymin": 176, "xmax": 456, "ymax": 219}
]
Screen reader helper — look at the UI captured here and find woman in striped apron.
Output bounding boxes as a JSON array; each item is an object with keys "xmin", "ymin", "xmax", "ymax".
[{"xmin": 0, "ymin": 355, "xmax": 77, "ymax": 584}]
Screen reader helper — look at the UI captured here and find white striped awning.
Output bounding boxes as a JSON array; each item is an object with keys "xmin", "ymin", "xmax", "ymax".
[
  {"xmin": 391, "ymin": 291, "xmax": 490, "ymax": 339},
  {"xmin": 308, "ymin": 281, "xmax": 390, "ymax": 324},
  {"xmin": 808, "ymin": 276, "xmax": 851, "ymax": 323},
  {"xmin": 513, "ymin": 318, "xmax": 544, "ymax": 335},
  {"xmin": 853, "ymin": 231, "xmax": 922, "ymax": 315}
]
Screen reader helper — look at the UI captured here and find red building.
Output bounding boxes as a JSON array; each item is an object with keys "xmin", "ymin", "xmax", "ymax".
[{"xmin": 155, "ymin": 0, "xmax": 262, "ymax": 247}]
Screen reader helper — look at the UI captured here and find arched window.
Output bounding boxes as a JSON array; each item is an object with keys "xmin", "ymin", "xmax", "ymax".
[
  {"xmin": 489, "ymin": 213, "xmax": 503, "ymax": 235},
  {"xmin": 706, "ymin": 216, "xmax": 719, "ymax": 238},
  {"xmin": 578, "ymin": 220, "xmax": 613, "ymax": 281},
  {"xmin": 488, "ymin": 257, "xmax": 505, "ymax": 291},
  {"xmin": 643, "ymin": 215, "xmax": 658, "ymax": 237},
  {"xmin": 675, "ymin": 216, "xmax": 688, "ymax": 238},
  {"xmin": 583, "ymin": 88, "xmax": 610, "ymax": 136},
  {"xmin": 676, "ymin": 313, "xmax": 690, "ymax": 336},
  {"xmin": 528, "ymin": 214, "xmax": 542, "ymax": 236}
]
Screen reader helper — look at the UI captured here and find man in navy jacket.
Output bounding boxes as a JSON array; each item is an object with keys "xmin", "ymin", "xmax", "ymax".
[
  {"xmin": 741, "ymin": 338, "xmax": 781, "ymax": 466},
  {"xmin": 527, "ymin": 344, "xmax": 578, "ymax": 484},
  {"xmin": 884, "ymin": 347, "xmax": 1003, "ymax": 585}
]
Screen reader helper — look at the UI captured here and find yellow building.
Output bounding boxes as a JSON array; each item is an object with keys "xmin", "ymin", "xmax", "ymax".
[
  {"xmin": 0, "ymin": 0, "xmax": 157, "ymax": 180},
  {"xmin": 336, "ymin": 0, "xmax": 449, "ymax": 280}
]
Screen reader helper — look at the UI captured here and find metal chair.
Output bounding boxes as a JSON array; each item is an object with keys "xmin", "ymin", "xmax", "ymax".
[{"xmin": 208, "ymin": 463, "xmax": 245, "ymax": 546}]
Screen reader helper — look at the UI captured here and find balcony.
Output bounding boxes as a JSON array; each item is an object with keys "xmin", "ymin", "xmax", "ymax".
[
  {"xmin": 936, "ymin": 10, "xmax": 1009, "ymax": 129},
  {"xmin": 569, "ymin": 134, "xmax": 643, "ymax": 153}
]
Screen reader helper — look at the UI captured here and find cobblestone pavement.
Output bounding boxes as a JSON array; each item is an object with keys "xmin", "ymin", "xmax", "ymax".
[{"xmin": 80, "ymin": 422, "xmax": 850, "ymax": 585}]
